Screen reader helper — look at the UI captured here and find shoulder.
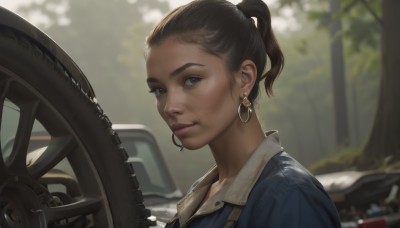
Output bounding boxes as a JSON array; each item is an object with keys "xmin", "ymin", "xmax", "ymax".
[
  {"xmin": 247, "ymin": 151, "xmax": 337, "ymax": 210},
  {"xmin": 241, "ymin": 151, "xmax": 341, "ymax": 227},
  {"xmin": 258, "ymin": 151, "xmax": 324, "ymax": 191}
]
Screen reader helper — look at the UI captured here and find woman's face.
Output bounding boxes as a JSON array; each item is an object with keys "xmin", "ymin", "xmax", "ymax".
[{"xmin": 146, "ymin": 38, "xmax": 241, "ymax": 150}]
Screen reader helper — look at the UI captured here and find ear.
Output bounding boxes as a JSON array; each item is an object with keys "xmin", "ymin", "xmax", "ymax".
[{"xmin": 234, "ymin": 59, "xmax": 257, "ymax": 94}]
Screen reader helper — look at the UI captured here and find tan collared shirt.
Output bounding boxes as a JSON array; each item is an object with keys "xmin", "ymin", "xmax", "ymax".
[{"xmin": 175, "ymin": 131, "xmax": 284, "ymax": 227}]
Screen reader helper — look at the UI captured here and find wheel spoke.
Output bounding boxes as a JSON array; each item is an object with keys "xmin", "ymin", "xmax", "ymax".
[
  {"xmin": 8, "ymin": 99, "xmax": 40, "ymax": 174},
  {"xmin": 0, "ymin": 78, "xmax": 10, "ymax": 127},
  {"xmin": 46, "ymin": 197, "xmax": 102, "ymax": 223},
  {"xmin": 28, "ymin": 136, "xmax": 76, "ymax": 179},
  {"xmin": 0, "ymin": 78, "xmax": 12, "ymax": 179}
]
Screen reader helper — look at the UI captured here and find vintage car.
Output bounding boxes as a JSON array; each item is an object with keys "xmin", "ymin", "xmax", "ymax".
[
  {"xmin": 110, "ymin": 124, "xmax": 182, "ymax": 224},
  {"xmin": 316, "ymin": 170, "xmax": 400, "ymax": 228}
]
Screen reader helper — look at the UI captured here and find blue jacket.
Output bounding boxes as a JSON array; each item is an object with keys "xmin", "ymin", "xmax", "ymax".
[{"xmin": 166, "ymin": 132, "xmax": 341, "ymax": 228}]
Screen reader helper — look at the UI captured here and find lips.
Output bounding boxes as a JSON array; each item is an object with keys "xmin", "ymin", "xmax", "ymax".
[{"xmin": 171, "ymin": 123, "xmax": 195, "ymax": 137}]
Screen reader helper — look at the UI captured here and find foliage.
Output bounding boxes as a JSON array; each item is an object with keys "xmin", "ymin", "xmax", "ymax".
[
  {"xmin": 279, "ymin": 0, "xmax": 381, "ymax": 51},
  {"xmin": 269, "ymin": 0, "xmax": 381, "ymax": 165},
  {"xmin": 232, "ymin": 2, "xmax": 379, "ymax": 168},
  {"xmin": 308, "ymin": 147, "xmax": 362, "ymax": 174},
  {"xmin": 340, "ymin": 0, "xmax": 381, "ymax": 52}
]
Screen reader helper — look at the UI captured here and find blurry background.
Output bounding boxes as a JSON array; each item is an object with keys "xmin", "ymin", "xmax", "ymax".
[{"xmin": 1, "ymin": 0, "xmax": 394, "ymax": 193}]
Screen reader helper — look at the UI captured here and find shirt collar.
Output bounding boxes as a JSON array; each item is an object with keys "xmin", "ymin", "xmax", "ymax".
[
  {"xmin": 223, "ymin": 130, "xmax": 284, "ymax": 205},
  {"xmin": 175, "ymin": 131, "xmax": 284, "ymax": 225}
]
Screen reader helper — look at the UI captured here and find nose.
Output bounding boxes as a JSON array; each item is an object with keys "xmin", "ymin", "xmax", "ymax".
[{"xmin": 163, "ymin": 91, "xmax": 183, "ymax": 117}]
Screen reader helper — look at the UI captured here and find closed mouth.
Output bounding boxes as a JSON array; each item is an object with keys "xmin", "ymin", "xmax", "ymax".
[{"xmin": 171, "ymin": 123, "xmax": 196, "ymax": 136}]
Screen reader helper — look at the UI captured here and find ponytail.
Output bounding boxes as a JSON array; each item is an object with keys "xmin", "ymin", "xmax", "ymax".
[{"xmin": 236, "ymin": 0, "xmax": 284, "ymax": 97}]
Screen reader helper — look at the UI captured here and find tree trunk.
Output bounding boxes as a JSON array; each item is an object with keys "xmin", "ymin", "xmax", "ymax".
[
  {"xmin": 362, "ymin": 0, "xmax": 400, "ymax": 168},
  {"xmin": 329, "ymin": 0, "xmax": 350, "ymax": 148}
]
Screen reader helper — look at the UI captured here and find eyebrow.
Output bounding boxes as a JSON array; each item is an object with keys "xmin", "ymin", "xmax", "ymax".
[
  {"xmin": 170, "ymin": 62, "xmax": 204, "ymax": 76},
  {"xmin": 147, "ymin": 62, "xmax": 204, "ymax": 83}
]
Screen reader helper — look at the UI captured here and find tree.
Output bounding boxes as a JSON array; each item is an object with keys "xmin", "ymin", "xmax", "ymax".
[
  {"xmin": 278, "ymin": 0, "xmax": 351, "ymax": 149},
  {"xmin": 279, "ymin": 0, "xmax": 400, "ymax": 169},
  {"xmin": 328, "ymin": 0, "xmax": 350, "ymax": 148},
  {"xmin": 259, "ymin": 22, "xmax": 337, "ymax": 166},
  {"xmin": 361, "ymin": 0, "xmax": 400, "ymax": 168}
]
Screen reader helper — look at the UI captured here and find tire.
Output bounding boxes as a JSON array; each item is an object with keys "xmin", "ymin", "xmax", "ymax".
[{"xmin": 0, "ymin": 21, "xmax": 149, "ymax": 228}]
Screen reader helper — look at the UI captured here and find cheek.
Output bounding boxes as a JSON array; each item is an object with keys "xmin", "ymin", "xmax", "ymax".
[{"xmin": 197, "ymin": 81, "xmax": 236, "ymax": 114}]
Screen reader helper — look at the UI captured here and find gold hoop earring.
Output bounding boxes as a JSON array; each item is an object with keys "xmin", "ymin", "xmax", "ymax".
[
  {"xmin": 238, "ymin": 93, "xmax": 253, "ymax": 123},
  {"xmin": 172, "ymin": 134, "xmax": 184, "ymax": 151}
]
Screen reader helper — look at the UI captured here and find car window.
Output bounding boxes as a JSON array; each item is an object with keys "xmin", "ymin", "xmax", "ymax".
[
  {"xmin": 135, "ymin": 140, "xmax": 165, "ymax": 187},
  {"xmin": 122, "ymin": 139, "xmax": 173, "ymax": 194}
]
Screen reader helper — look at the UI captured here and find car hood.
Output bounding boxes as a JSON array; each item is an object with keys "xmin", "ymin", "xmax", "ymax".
[{"xmin": 316, "ymin": 170, "xmax": 400, "ymax": 207}]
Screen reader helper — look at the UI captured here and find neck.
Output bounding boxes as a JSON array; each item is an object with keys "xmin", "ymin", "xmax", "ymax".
[{"xmin": 209, "ymin": 113, "xmax": 265, "ymax": 181}]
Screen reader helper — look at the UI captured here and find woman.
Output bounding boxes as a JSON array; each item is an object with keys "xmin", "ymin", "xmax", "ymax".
[{"xmin": 145, "ymin": 0, "xmax": 341, "ymax": 227}]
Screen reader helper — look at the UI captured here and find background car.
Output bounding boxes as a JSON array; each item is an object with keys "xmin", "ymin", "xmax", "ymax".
[
  {"xmin": 316, "ymin": 170, "xmax": 400, "ymax": 228},
  {"xmin": 110, "ymin": 124, "xmax": 182, "ymax": 224}
]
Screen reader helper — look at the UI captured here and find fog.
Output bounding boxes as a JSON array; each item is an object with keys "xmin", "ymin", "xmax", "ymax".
[{"xmin": 0, "ymin": 0, "xmax": 382, "ymax": 192}]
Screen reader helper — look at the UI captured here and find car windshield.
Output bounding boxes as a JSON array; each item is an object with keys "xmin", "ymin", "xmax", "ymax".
[{"xmin": 120, "ymin": 138, "xmax": 177, "ymax": 196}]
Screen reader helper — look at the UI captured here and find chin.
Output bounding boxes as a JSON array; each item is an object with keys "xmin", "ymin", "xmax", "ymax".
[
  {"xmin": 182, "ymin": 141, "xmax": 207, "ymax": 150},
  {"xmin": 183, "ymin": 145, "xmax": 203, "ymax": 150}
]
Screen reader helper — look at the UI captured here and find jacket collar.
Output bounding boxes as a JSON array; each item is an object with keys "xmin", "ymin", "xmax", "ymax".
[
  {"xmin": 223, "ymin": 131, "xmax": 283, "ymax": 205},
  {"xmin": 175, "ymin": 131, "xmax": 284, "ymax": 226}
]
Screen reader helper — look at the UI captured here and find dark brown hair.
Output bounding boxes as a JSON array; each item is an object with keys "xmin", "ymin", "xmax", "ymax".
[{"xmin": 146, "ymin": 0, "xmax": 284, "ymax": 100}]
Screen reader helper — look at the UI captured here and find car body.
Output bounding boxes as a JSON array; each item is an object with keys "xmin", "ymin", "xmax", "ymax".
[{"xmin": 316, "ymin": 170, "xmax": 400, "ymax": 228}]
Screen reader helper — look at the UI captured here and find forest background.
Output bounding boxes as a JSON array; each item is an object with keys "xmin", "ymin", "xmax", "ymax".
[{"xmin": 1, "ymin": 0, "xmax": 387, "ymax": 192}]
